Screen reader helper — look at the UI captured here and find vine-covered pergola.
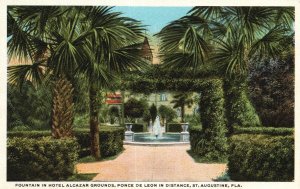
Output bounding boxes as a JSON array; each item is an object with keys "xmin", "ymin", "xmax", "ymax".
[{"xmin": 122, "ymin": 66, "xmax": 261, "ymax": 160}]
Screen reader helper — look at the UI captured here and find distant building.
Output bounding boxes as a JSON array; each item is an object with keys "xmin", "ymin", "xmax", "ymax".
[{"xmin": 105, "ymin": 93, "xmax": 122, "ymax": 105}]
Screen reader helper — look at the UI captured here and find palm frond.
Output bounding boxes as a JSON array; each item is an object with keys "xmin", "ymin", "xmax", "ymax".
[
  {"xmin": 212, "ymin": 33, "xmax": 246, "ymax": 76},
  {"xmin": 109, "ymin": 46, "xmax": 150, "ymax": 73},
  {"xmin": 275, "ymin": 7, "xmax": 294, "ymax": 29},
  {"xmin": 8, "ymin": 61, "xmax": 47, "ymax": 89},
  {"xmin": 249, "ymin": 26, "xmax": 289, "ymax": 60},
  {"xmin": 188, "ymin": 6, "xmax": 225, "ymax": 20},
  {"xmin": 7, "ymin": 9, "xmax": 34, "ymax": 61}
]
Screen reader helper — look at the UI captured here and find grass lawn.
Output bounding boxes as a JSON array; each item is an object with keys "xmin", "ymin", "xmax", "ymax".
[
  {"xmin": 77, "ymin": 150, "xmax": 124, "ymax": 163},
  {"xmin": 67, "ymin": 173, "xmax": 97, "ymax": 181}
]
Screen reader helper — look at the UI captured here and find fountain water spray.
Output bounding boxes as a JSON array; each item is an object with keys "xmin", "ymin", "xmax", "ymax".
[{"xmin": 152, "ymin": 116, "xmax": 162, "ymax": 138}]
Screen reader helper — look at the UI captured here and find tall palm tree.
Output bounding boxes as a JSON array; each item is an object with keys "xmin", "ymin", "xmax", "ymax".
[
  {"xmin": 171, "ymin": 92, "xmax": 194, "ymax": 123},
  {"xmin": 79, "ymin": 7, "xmax": 148, "ymax": 159},
  {"xmin": 8, "ymin": 6, "xmax": 148, "ymax": 159},
  {"xmin": 157, "ymin": 7, "xmax": 294, "ymax": 127},
  {"xmin": 158, "ymin": 7, "xmax": 294, "ymax": 74},
  {"xmin": 8, "ymin": 6, "xmax": 76, "ymax": 138}
]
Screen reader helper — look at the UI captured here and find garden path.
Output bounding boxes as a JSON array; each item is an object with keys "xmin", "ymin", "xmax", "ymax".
[{"xmin": 76, "ymin": 145, "xmax": 227, "ymax": 181}]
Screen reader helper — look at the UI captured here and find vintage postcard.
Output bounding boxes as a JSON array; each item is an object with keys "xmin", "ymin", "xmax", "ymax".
[{"xmin": 1, "ymin": 0, "xmax": 299, "ymax": 189}]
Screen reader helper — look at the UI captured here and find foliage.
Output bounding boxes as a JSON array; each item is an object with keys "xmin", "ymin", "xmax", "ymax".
[
  {"xmin": 73, "ymin": 127, "xmax": 124, "ymax": 158},
  {"xmin": 142, "ymin": 109, "xmax": 151, "ymax": 123},
  {"xmin": 185, "ymin": 114, "xmax": 202, "ymax": 128},
  {"xmin": 158, "ymin": 105, "xmax": 177, "ymax": 125},
  {"xmin": 129, "ymin": 123, "xmax": 146, "ymax": 133},
  {"xmin": 249, "ymin": 56, "xmax": 294, "ymax": 127},
  {"xmin": 7, "ymin": 130, "xmax": 51, "ymax": 138},
  {"xmin": 99, "ymin": 103, "xmax": 110, "ymax": 123},
  {"xmin": 72, "ymin": 75, "xmax": 90, "ymax": 115},
  {"xmin": 8, "ymin": 126, "xmax": 124, "ymax": 158},
  {"xmin": 149, "ymin": 103, "xmax": 157, "ymax": 123},
  {"xmin": 8, "ymin": 6, "xmax": 149, "ymax": 159},
  {"xmin": 228, "ymin": 134, "xmax": 294, "ymax": 181},
  {"xmin": 73, "ymin": 114, "xmax": 89, "ymax": 128},
  {"xmin": 157, "ymin": 7, "xmax": 294, "ymax": 77},
  {"xmin": 170, "ymin": 92, "xmax": 194, "ymax": 122},
  {"xmin": 187, "ymin": 149, "xmax": 227, "ymax": 164},
  {"xmin": 155, "ymin": 6, "xmax": 294, "ymax": 133},
  {"xmin": 108, "ymin": 106, "xmax": 120, "ymax": 124},
  {"xmin": 233, "ymin": 126, "xmax": 293, "ymax": 136},
  {"xmin": 224, "ymin": 77, "xmax": 261, "ymax": 131},
  {"xmin": 214, "ymin": 171, "xmax": 231, "ymax": 181},
  {"xmin": 124, "ymin": 98, "xmax": 146, "ymax": 122},
  {"xmin": 124, "ymin": 69, "xmax": 223, "ymax": 93},
  {"xmin": 7, "ymin": 82, "xmax": 52, "ymax": 131},
  {"xmin": 51, "ymin": 76, "xmax": 74, "ymax": 138},
  {"xmin": 167, "ymin": 123, "xmax": 183, "ymax": 133},
  {"xmin": 7, "ymin": 136, "xmax": 79, "ymax": 181},
  {"xmin": 190, "ymin": 79, "xmax": 228, "ymax": 161}
]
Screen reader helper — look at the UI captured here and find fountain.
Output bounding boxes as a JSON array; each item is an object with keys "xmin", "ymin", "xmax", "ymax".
[
  {"xmin": 152, "ymin": 116, "xmax": 162, "ymax": 138},
  {"xmin": 124, "ymin": 117, "xmax": 190, "ymax": 145}
]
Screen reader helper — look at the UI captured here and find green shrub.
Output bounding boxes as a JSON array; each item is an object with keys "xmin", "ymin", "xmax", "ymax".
[
  {"xmin": 190, "ymin": 126, "xmax": 202, "ymax": 150},
  {"xmin": 233, "ymin": 126, "xmax": 294, "ymax": 136},
  {"xmin": 190, "ymin": 79, "xmax": 228, "ymax": 161},
  {"xmin": 71, "ymin": 127, "xmax": 124, "ymax": 157},
  {"xmin": 8, "ymin": 126, "xmax": 125, "ymax": 158},
  {"xmin": 185, "ymin": 114, "xmax": 202, "ymax": 128},
  {"xmin": 228, "ymin": 134, "xmax": 294, "ymax": 181},
  {"xmin": 7, "ymin": 130, "xmax": 51, "ymax": 138},
  {"xmin": 7, "ymin": 83, "xmax": 52, "ymax": 131},
  {"xmin": 128, "ymin": 123, "xmax": 145, "ymax": 133},
  {"xmin": 224, "ymin": 77, "xmax": 261, "ymax": 131},
  {"xmin": 73, "ymin": 114, "xmax": 89, "ymax": 128},
  {"xmin": 7, "ymin": 137, "xmax": 79, "ymax": 181},
  {"xmin": 167, "ymin": 123, "xmax": 183, "ymax": 132},
  {"xmin": 99, "ymin": 127, "xmax": 124, "ymax": 157}
]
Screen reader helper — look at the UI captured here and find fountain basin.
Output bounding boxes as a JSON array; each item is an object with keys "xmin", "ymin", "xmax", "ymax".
[{"xmin": 124, "ymin": 133, "xmax": 190, "ymax": 146}]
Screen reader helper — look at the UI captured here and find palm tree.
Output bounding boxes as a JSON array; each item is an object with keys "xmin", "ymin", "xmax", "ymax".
[
  {"xmin": 158, "ymin": 7, "xmax": 294, "ymax": 75},
  {"xmin": 78, "ymin": 7, "xmax": 148, "ymax": 159},
  {"xmin": 8, "ymin": 6, "xmax": 76, "ymax": 138},
  {"xmin": 8, "ymin": 6, "xmax": 148, "ymax": 159},
  {"xmin": 171, "ymin": 92, "xmax": 194, "ymax": 123},
  {"xmin": 157, "ymin": 7, "xmax": 294, "ymax": 127}
]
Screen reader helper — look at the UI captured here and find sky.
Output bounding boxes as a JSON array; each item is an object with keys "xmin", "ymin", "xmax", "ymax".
[{"xmin": 113, "ymin": 6, "xmax": 192, "ymax": 35}]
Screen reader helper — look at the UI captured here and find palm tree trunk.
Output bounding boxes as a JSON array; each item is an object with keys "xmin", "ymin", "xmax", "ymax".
[
  {"xmin": 51, "ymin": 75, "xmax": 74, "ymax": 139},
  {"xmin": 181, "ymin": 105, "xmax": 185, "ymax": 123},
  {"xmin": 89, "ymin": 83, "xmax": 100, "ymax": 159},
  {"xmin": 120, "ymin": 90, "xmax": 125, "ymax": 126}
]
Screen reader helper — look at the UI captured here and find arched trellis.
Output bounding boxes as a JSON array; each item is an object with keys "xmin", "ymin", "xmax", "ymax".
[
  {"xmin": 123, "ymin": 74, "xmax": 228, "ymax": 159},
  {"xmin": 121, "ymin": 67, "xmax": 261, "ymax": 160}
]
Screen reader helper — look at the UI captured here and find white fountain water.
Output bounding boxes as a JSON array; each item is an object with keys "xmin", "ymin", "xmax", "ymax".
[{"xmin": 152, "ymin": 116, "xmax": 162, "ymax": 138}]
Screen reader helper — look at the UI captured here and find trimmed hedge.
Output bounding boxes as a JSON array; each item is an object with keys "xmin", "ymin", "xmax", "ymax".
[
  {"xmin": 228, "ymin": 134, "xmax": 294, "ymax": 181},
  {"xmin": 233, "ymin": 126, "xmax": 294, "ymax": 136},
  {"xmin": 190, "ymin": 126, "xmax": 202, "ymax": 151},
  {"xmin": 190, "ymin": 79, "xmax": 228, "ymax": 161},
  {"xmin": 129, "ymin": 123, "xmax": 145, "ymax": 133},
  {"xmin": 7, "ymin": 137, "xmax": 79, "ymax": 181},
  {"xmin": 7, "ymin": 130, "xmax": 50, "ymax": 138},
  {"xmin": 167, "ymin": 123, "xmax": 183, "ymax": 132},
  {"xmin": 224, "ymin": 77, "xmax": 261, "ymax": 131},
  {"xmin": 8, "ymin": 126, "xmax": 124, "ymax": 158}
]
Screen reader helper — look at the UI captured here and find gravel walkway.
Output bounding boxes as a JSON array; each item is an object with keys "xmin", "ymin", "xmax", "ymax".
[{"xmin": 76, "ymin": 145, "xmax": 227, "ymax": 181}]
